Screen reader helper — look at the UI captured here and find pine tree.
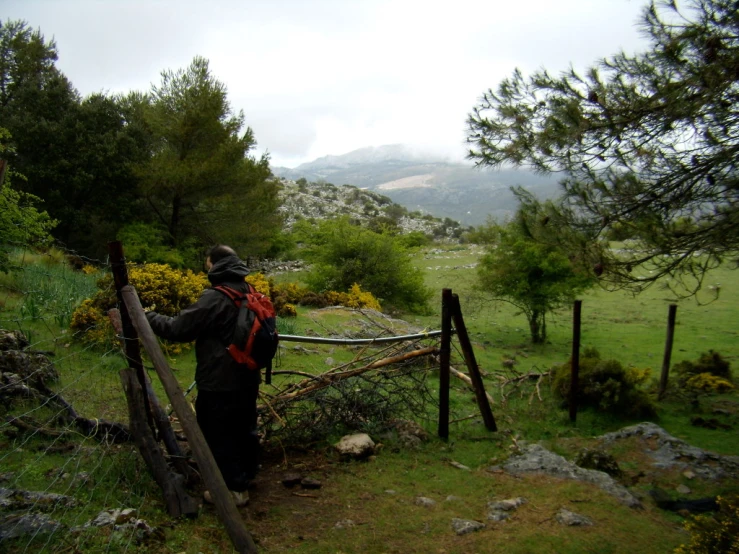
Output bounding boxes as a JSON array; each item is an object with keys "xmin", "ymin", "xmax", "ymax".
[{"xmin": 467, "ymin": 0, "xmax": 739, "ymax": 295}]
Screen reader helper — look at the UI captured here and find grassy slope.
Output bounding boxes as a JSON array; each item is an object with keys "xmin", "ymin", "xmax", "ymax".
[{"xmin": 1, "ymin": 246, "xmax": 738, "ymax": 553}]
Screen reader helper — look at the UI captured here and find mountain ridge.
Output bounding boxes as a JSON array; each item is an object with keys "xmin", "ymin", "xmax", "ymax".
[{"xmin": 272, "ymin": 145, "xmax": 561, "ymax": 225}]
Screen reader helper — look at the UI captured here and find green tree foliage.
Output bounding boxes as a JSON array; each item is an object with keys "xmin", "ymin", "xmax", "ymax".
[
  {"xmin": 466, "ymin": 0, "xmax": 739, "ymax": 295},
  {"xmin": 0, "ymin": 128, "xmax": 57, "ymax": 271},
  {"xmin": 0, "ymin": 21, "xmax": 149, "ymax": 257},
  {"xmin": 136, "ymin": 56, "xmax": 282, "ymax": 257},
  {"xmin": 302, "ymin": 217, "xmax": 432, "ymax": 313},
  {"xmin": 475, "ymin": 210, "xmax": 595, "ymax": 343}
]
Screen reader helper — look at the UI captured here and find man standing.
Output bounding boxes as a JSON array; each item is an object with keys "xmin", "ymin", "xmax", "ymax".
[{"xmin": 146, "ymin": 245, "xmax": 259, "ymax": 506}]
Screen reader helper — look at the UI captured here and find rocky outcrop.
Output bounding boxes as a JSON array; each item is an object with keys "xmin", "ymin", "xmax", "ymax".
[
  {"xmin": 599, "ymin": 422, "xmax": 739, "ymax": 480},
  {"xmin": 501, "ymin": 444, "xmax": 641, "ymax": 508}
]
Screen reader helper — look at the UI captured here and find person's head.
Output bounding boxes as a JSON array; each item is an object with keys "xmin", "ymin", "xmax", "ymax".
[{"xmin": 205, "ymin": 244, "xmax": 238, "ymax": 271}]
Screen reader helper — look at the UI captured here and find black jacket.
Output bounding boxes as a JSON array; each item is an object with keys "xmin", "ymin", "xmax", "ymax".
[{"xmin": 146, "ymin": 255, "xmax": 260, "ymax": 391}]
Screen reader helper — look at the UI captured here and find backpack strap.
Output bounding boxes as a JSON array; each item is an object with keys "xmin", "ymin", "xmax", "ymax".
[{"xmin": 213, "ymin": 284, "xmax": 248, "ymax": 304}]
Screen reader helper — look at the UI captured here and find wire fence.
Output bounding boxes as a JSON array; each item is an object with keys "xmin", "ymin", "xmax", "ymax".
[
  {"xmin": 1, "ymin": 242, "xmax": 735, "ymax": 552},
  {"xmin": 0, "ymin": 245, "xmax": 159, "ymax": 553}
]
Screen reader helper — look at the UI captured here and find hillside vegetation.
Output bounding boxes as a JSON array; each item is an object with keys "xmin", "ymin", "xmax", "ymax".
[{"xmin": 1, "ymin": 245, "xmax": 738, "ymax": 553}]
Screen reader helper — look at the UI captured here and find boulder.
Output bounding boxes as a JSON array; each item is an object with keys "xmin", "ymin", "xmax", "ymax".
[{"xmin": 335, "ymin": 433, "xmax": 376, "ymax": 459}]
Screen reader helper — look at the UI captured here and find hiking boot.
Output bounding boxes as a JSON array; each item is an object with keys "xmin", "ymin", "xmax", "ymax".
[{"xmin": 203, "ymin": 489, "xmax": 249, "ymax": 507}]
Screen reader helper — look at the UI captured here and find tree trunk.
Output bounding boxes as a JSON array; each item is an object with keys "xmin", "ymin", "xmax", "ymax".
[
  {"xmin": 528, "ymin": 310, "xmax": 547, "ymax": 344},
  {"xmin": 169, "ymin": 193, "xmax": 181, "ymax": 246}
]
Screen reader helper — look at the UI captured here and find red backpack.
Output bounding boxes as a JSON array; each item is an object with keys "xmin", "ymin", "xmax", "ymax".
[{"xmin": 213, "ymin": 284, "xmax": 279, "ymax": 371}]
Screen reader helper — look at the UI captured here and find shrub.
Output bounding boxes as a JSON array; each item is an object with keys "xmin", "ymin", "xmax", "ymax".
[
  {"xmin": 303, "ymin": 217, "xmax": 432, "ymax": 313},
  {"xmin": 278, "ymin": 303, "xmax": 297, "ymax": 317},
  {"xmin": 272, "ymin": 281, "xmax": 309, "ymax": 304},
  {"xmin": 684, "ymin": 373, "xmax": 735, "ymax": 394},
  {"xmin": 551, "ymin": 348, "xmax": 656, "ymax": 418},
  {"xmin": 674, "ymin": 350, "xmax": 732, "ymax": 381},
  {"xmin": 324, "ymin": 284, "xmax": 382, "ymax": 311},
  {"xmin": 675, "ymin": 495, "xmax": 739, "ymax": 554},
  {"xmin": 71, "ymin": 263, "xmax": 209, "ymax": 348},
  {"xmin": 245, "ymin": 272, "xmax": 270, "ymax": 296}
]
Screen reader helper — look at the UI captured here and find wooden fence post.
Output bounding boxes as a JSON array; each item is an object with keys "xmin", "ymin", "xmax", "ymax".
[
  {"xmin": 658, "ymin": 304, "xmax": 678, "ymax": 400},
  {"xmin": 438, "ymin": 289, "xmax": 452, "ymax": 440},
  {"xmin": 109, "ymin": 242, "xmax": 196, "ymax": 482},
  {"xmin": 569, "ymin": 300, "xmax": 582, "ymax": 423},
  {"xmin": 121, "ymin": 285, "xmax": 257, "ymax": 554},
  {"xmin": 108, "ymin": 242, "xmax": 197, "ymax": 517},
  {"xmin": 450, "ymin": 294, "xmax": 497, "ymax": 432}
]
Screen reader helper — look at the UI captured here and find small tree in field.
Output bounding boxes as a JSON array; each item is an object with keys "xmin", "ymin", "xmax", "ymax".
[{"xmin": 475, "ymin": 212, "xmax": 595, "ymax": 343}]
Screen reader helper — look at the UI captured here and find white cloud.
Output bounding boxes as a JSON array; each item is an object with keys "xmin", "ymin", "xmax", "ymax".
[{"xmin": 3, "ymin": 0, "xmax": 649, "ymax": 167}]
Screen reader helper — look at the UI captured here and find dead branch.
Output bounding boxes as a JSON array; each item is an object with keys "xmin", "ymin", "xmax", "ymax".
[
  {"xmin": 272, "ymin": 347, "xmax": 437, "ymax": 405},
  {"xmin": 449, "ymin": 364, "xmax": 496, "ymax": 405},
  {"xmin": 528, "ymin": 374, "xmax": 544, "ymax": 405}
]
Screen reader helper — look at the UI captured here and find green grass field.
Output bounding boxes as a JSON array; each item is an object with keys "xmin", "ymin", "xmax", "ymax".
[{"xmin": 1, "ymin": 245, "xmax": 738, "ymax": 553}]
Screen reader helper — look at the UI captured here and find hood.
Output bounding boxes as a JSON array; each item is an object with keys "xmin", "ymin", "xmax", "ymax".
[{"xmin": 207, "ymin": 255, "xmax": 250, "ymax": 285}]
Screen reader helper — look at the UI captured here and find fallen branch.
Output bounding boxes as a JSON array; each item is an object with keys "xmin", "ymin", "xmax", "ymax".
[
  {"xmin": 449, "ymin": 364, "xmax": 496, "ymax": 405},
  {"xmin": 271, "ymin": 347, "xmax": 437, "ymax": 406}
]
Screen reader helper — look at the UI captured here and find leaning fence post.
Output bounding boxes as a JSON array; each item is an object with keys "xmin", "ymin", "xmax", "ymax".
[
  {"xmin": 658, "ymin": 304, "xmax": 678, "ymax": 400},
  {"xmin": 109, "ymin": 242, "xmax": 195, "ymax": 482},
  {"xmin": 121, "ymin": 285, "xmax": 257, "ymax": 554},
  {"xmin": 109, "ymin": 241, "xmax": 197, "ymax": 517},
  {"xmin": 109, "ymin": 241, "xmax": 155, "ymax": 430},
  {"xmin": 438, "ymin": 289, "xmax": 452, "ymax": 440},
  {"xmin": 450, "ymin": 294, "xmax": 497, "ymax": 432},
  {"xmin": 569, "ymin": 300, "xmax": 582, "ymax": 423}
]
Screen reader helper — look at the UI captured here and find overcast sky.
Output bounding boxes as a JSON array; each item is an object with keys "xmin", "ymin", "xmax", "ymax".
[{"xmin": 3, "ymin": 0, "xmax": 650, "ymax": 168}]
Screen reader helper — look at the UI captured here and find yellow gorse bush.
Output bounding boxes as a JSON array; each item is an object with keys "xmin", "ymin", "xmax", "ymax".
[
  {"xmin": 245, "ymin": 272, "xmax": 270, "ymax": 296},
  {"xmin": 685, "ymin": 373, "xmax": 735, "ymax": 394},
  {"xmin": 272, "ymin": 281, "xmax": 308, "ymax": 303},
  {"xmin": 128, "ymin": 263, "xmax": 208, "ymax": 316},
  {"xmin": 71, "ymin": 263, "xmax": 209, "ymax": 348},
  {"xmin": 325, "ymin": 283, "xmax": 381, "ymax": 311},
  {"xmin": 675, "ymin": 495, "xmax": 739, "ymax": 554}
]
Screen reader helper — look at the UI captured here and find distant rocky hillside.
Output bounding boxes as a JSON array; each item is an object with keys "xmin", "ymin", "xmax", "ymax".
[
  {"xmin": 272, "ymin": 145, "xmax": 561, "ymax": 225},
  {"xmin": 277, "ymin": 179, "xmax": 465, "ymax": 239}
]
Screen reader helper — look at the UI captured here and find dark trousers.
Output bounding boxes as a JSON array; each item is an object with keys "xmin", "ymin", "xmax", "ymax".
[{"xmin": 195, "ymin": 386, "xmax": 260, "ymax": 492}]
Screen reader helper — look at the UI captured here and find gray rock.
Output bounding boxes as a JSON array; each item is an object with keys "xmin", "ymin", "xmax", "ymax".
[
  {"xmin": 574, "ymin": 448, "xmax": 622, "ymax": 477},
  {"xmin": 281, "ymin": 473, "xmax": 303, "ymax": 487},
  {"xmin": 676, "ymin": 485, "xmax": 692, "ymax": 495},
  {"xmin": 600, "ymin": 422, "xmax": 739, "ymax": 480},
  {"xmin": 90, "ymin": 508, "xmax": 136, "ymax": 527},
  {"xmin": 0, "ymin": 513, "xmax": 62, "ymax": 539},
  {"xmin": 301, "ymin": 478, "xmax": 322, "ymax": 490},
  {"xmin": 488, "ymin": 497, "xmax": 527, "ymax": 511},
  {"xmin": 0, "ymin": 350, "xmax": 59, "ymax": 387},
  {"xmin": 487, "ymin": 511, "xmax": 510, "ymax": 522},
  {"xmin": 415, "ymin": 496, "xmax": 436, "ymax": 507},
  {"xmin": 502, "ymin": 444, "xmax": 641, "ymax": 508},
  {"xmin": 386, "ymin": 419, "xmax": 430, "ymax": 450},
  {"xmin": 0, "ymin": 330, "xmax": 29, "ymax": 352},
  {"xmin": 487, "ymin": 497, "xmax": 526, "ymax": 521},
  {"xmin": 334, "ymin": 519, "xmax": 355, "ymax": 529},
  {"xmin": 0, "ymin": 488, "xmax": 77, "ymax": 511},
  {"xmin": 555, "ymin": 508, "xmax": 593, "ymax": 526},
  {"xmin": 451, "ymin": 518, "xmax": 485, "ymax": 535},
  {"xmin": 335, "ymin": 433, "xmax": 376, "ymax": 459},
  {"xmin": 450, "ymin": 461, "xmax": 471, "ymax": 471}
]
